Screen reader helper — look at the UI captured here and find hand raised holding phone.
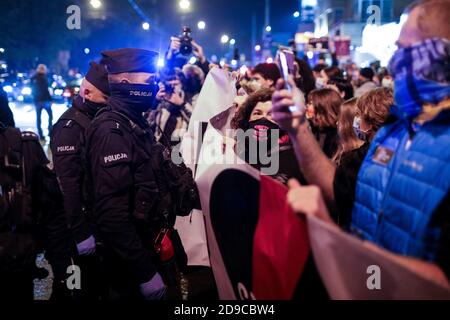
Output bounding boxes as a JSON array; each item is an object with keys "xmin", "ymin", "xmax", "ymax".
[{"xmin": 271, "ymin": 76, "xmax": 306, "ymax": 134}]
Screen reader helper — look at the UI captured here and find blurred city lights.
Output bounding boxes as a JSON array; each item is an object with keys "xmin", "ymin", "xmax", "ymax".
[
  {"xmin": 90, "ymin": 0, "xmax": 102, "ymax": 9},
  {"xmin": 197, "ymin": 21, "xmax": 206, "ymax": 30},
  {"xmin": 293, "ymin": 11, "xmax": 300, "ymax": 18},
  {"xmin": 189, "ymin": 56, "xmax": 197, "ymax": 64},
  {"xmin": 0, "ymin": 48, "xmax": 5, "ymax": 53},
  {"xmin": 231, "ymin": 59, "xmax": 237, "ymax": 67},
  {"xmin": 54, "ymin": 89, "xmax": 64, "ymax": 96},
  {"xmin": 142, "ymin": 22, "xmax": 150, "ymax": 30},
  {"xmin": 254, "ymin": 44, "xmax": 261, "ymax": 51},
  {"xmin": 265, "ymin": 25, "xmax": 272, "ymax": 32},
  {"xmin": 179, "ymin": 0, "xmax": 191, "ymax": 11},
  {"xmin": 307, "ymin": 51, "xmax": 314, "ymax": 59},
  {"xmin": 266, "ymin": 57, "xmax": 274, "ymax": 63},
  {"xmin": 84, "ymin": 48, "xmax": 90, "ymax": 54},
  {"xmin": 219, "ymin": 60, "xmax": 226, "ymax": 67},
  {"xmin": 1, "ymin": 64, "xmax": 7, "ymax": 69},
  {"xmin": 21, "ymin": 87, "xmax": 32, "ymax": 95},
  {"xmin": 157, "ymin": 58, "xmax": 165, "ymax": 68},
  {"xmin": 221, "ymin": 34, "xmax": 229, "ymax": 44},
  {"xmin": 229, "ymin": 38, "xmax": 236, "ymax": 45},
  {"xmin": 3, "ymin": 85, "xmax": 13, "ymax": 93},
  {"xmin": 239, "ymin": 65, "xmax": 248, "ymax": 75}
]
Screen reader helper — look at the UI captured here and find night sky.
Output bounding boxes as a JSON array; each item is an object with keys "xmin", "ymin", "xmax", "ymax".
[{"xmin": 1, "ymin": 0, "xmax": 300, "ymax": 71}]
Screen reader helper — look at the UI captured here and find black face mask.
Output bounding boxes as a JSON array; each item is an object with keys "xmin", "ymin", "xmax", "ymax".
[
  {"xmin": 83, "ymin": 99, "xmax": 107, "ymax": 115},
  {"xmin": 183, "ymin": 76, "xmax": 202, "ymax": 95},
  {"xmin": 248, "ymin": 118, "xmax": 279, "ymax": 142},
  {"xmin": 238, "ymin": 118, "xmax": 288, "ymax": 169},
  {"xmin": 247, "ymin": 117, "xmax": 289, "ymax": 145},
  {"xmin": 109, "ymin": 82, "xmax": 159, "ymax": 113}
]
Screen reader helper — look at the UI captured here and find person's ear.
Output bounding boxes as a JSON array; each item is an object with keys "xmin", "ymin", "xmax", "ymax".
[
  {"xmin": 267, "ymin": 79, "xmax": 274, "ymax": 87},
  {"xmin": 83, "ymin": 88, "xmax": 91, "ymax": 101},
  {"xmin": 340, "ymin": 91, "xmax": 345, "ymax": 98}
]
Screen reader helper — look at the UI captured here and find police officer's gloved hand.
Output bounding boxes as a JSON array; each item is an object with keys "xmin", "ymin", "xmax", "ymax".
[
  {"xmin": 140, "ymin": 272, "xmax": 166, "ymax": 300},
  {"xmin": 76, "ymin": 235, "xmax": 96, "ymax": 256}
]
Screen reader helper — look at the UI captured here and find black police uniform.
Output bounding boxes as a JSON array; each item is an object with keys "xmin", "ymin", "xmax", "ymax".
[
  {"xmin": 85, "ymin": 49, "xmax": 162, "ymax": 297},
  {"xmin": 0, "ymin": 126, "xmax": 71, "ymax": 300},
  {"xmin": 51, "ymin": 96, "xmax": 97, "ymax": 244},
  {"xmin": 86, "ymin": 98, "xmax": 160, "ymax": 296}
]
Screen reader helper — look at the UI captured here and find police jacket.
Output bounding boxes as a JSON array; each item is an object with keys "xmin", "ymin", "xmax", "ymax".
[
  {"xmin": 51, "ymin": 96, "xmax": 98, "ymax": 244},
  {"xmin": 1, "ymin": 127, "xmax": 72, "ymax": 281},
  {"xmin": 85, "ymin": 97, "xmax": 160, "ymax": 284}
]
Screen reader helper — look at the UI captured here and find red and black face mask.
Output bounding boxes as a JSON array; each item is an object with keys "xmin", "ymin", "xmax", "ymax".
[{"xmin": 248, "ymin": 118, "xmax": 290, "ymax": 146}]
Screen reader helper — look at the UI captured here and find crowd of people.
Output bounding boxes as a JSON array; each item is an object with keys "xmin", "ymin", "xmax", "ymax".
[{"xmin": 0, "ymin": 0, "xmax": 449, "ymax": 301}]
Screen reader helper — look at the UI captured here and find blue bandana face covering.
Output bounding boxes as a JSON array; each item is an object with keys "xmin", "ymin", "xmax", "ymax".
[{"xmin": 388, "ymin": 38, "xmax": 450, "ymax": 120}]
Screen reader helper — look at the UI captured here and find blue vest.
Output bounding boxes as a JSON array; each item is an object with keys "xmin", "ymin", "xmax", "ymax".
[{"xmin": 351, "ymin": 109, "xmax": 450, "ymax": 261}]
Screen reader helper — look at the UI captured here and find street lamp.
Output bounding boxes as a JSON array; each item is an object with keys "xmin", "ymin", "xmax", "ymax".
[
  {"xmin": 0, "ymin": 48, "xmax": 5, "ymax": 53},
  {"xmin": 221, "ymin": 34, "xmax": 229, "ymax": 44},
  {"xmin": 255, "ymin": 44, "xmax": 261, "ymax": 51},
  {"xmin": 293, "ymin": 11, "xmax": 300, "ymax": 18},
  {"xmin": 197, "ymin": 21, "xmax": 206, "ymax": 30},
  {"xmin": 84, "ymin": 48, "xmax": 90, "ymax": 54},
  {"xmin": 179, "ymin": 0, "xmax": 191, "ymax": 11},
  {"xmin": 229, "ymin": 38, "xmax": 236, "ymax": 45},
  {"xmin": 90, "ymin": 0, "xmax": 102, "ymax": 9},
  {"xmin": 265, "ymin": 25, "xmax": 272, "ymax": 32},
  {"xmin": 142, "ymin": 22, "xmax": 150, "ymax": 30}
]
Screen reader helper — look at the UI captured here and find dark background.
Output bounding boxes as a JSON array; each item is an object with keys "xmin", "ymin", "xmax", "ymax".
[{"xmin": 0, "ymin": 0, "xmax": 300, "ymax": 72}]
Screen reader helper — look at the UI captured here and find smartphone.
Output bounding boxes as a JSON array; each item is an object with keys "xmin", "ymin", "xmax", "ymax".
[
  {"xmin": 164, "ymin": 82, "xmax": 174, "ymax": 95},
  {"xmin": 276, "ymin": 47, "xmax": 298, "ymax": 112}
]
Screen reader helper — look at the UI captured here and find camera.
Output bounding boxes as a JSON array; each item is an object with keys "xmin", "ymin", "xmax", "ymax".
[{"xmin": 179, "ymin": 26, "xmax": 193, "ymax": 56}]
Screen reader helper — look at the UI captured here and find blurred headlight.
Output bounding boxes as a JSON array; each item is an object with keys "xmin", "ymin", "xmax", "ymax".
[
  {"xmin": 3, "ymin": 85, "xmax": 13, "ymax": 93},
  {"xmin": 21, "ymin": 87, "xmax": 32, "ymax": 95}
]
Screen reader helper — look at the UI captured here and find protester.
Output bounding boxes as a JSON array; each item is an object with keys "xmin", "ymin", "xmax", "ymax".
[
  {"xmin": 166, "ymin": 37, "xmax": 210, "ymax": 77},
  {"xmin": 31, "ymin": 64, "xmax": 53, "ymax": 140},
  {"xmin": 275, "ymin": 0, "xmax": 450, "ymax": 288},
  {"xmin": 274, "ymin": 84, "xmax": 393, "ymax": 220},
  {"xmin": 331, "ymin": 97, "xmax": 362, "ymax": 164},
  {"xmin": 378, "ymin": 67, "xmax": 394, "ymax": 89},
  {"xmin": 354, "ymin": 67, "xmax": 377, "ymax": 97},
  {"xmin": 250, "ymin": 63, "xmax": 282, "ymax": 90},
  {"xmin": 321, "ymin": 66, "xmax": 343, "ymax": 83},
  {"xmin": 232, "ymin": 88, "xmax": 304, "ymax": 184},
  {"xmin": 307, "ymin": 88, "xmax": 342, "ymax": 158},
  {"xmin": 293, "ymin": 58, "xmax": 316, "ymax": 99},
  {"xmin": 150, "ymin": 65, "xmax": 204, "ymax": 145},
  {"xmin": 312, "ymin": 63, "xmax": 327, "ymax": 88}
]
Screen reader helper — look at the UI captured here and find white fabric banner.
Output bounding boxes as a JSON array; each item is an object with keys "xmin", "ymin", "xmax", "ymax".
[
  {"xmin": 176, "ymin": 68, "xmax": 237, "ymax": 267},
  {"xmin": 307, "ymin": 215, "xmax": 450, "ymax": 299}
]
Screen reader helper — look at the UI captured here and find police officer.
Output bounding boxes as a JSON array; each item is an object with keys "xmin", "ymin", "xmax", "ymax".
[
  {"xmin": 50, "ymin": 62, "xmax": 110, "ymax": 299},
  {"xmin": 85, "ymin": 48, "xmax": 165, "ymax": 300},
  {"xmin": 0, "ymin": 123, "xmax": 64, "ymax": 300}
]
